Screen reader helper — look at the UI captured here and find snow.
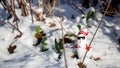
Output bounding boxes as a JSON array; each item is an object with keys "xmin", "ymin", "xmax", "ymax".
[{"xmin": 0, "ymin": 2, "xmax": 120, "ymax": 68}]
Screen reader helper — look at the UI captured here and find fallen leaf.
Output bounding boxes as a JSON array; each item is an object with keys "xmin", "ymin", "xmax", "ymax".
[
  {"xmin": 15, "ymin": 34, "xmax": 22, "ymax": 39},
  {"xmin": 36, "ymin": 15, "xmax": 40, "ymax": 21},
  {"xmin": 77, "ymin": 62, "xmax": 86, "ymax": 68},
  {"xmin": 94, "ymin": 57, "xmax": 101, "ymax": 61},
  {"xmin": 34, "ymin": 33, "xmax": 42, "ymax": 39},
  {"xmin": 49, "ymin": 23, "xmax": 56, "ymax": 28},
  {"xmin": 8, "ymin": 45, "xmax": 17, "ymax": 54}
]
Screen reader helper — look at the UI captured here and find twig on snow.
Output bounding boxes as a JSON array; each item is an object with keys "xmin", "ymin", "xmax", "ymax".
[
  {"xmin": 29, "ymin": 0, "xmax": 34, "ymax": 23},
  {"xmin": 80, "ymin": 0, "xmax": 111, "ymax": 68}
]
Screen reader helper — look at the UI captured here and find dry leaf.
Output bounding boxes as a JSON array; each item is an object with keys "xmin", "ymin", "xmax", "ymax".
[
  {"xmin": 49, "ymin": 23, "xmax": 56, "ymax": 28},
  {"xmin": 34, "ymin": 31, "xmax": 46, "ymax": 39},
  {"xmin": 36, "ymin": 15, "xmax": 40, "ymax": 21},
  {"xmin": 34, "ymin": 33, "xmax": 42, "ymax": 39},
  {"xmin": 8, "ymin": 45, "xmax": 17, "ymax": 54},
  {"xmin": 38, "ymin": 11, "xmax": 43, "ymax": 16},
  {"xmin": 77, "ymin": 62, "xmax": 86, "ymax": 68},
  {"xmin": 94, "ymin": 57, "xmax": 101, "ymax": 61},
  {"xmin": 15, "ymin": 34, "xmax": 22, "ymax": 39}
]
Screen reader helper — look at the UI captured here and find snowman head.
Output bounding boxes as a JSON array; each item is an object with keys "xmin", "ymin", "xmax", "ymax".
[{"xmin": 77, "ymin": 29, "xmax": 89, "ymax": 43}]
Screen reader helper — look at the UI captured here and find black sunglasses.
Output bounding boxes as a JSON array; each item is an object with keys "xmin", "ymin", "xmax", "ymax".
[{"xmin": 77, "ymin": 36, "xmax": 85, "ymax": 40}]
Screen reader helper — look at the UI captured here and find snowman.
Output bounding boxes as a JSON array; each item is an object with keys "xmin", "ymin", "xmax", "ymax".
[{"xmin": 73, "ymin": 29, "xmax": 92, "ymax": 59}]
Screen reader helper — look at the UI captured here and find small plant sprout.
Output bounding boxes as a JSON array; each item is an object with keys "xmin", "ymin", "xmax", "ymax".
[
  {"xmin": 54, "ymin": 38, "xmax": 63, "ymax": 61},
  {"xmin": 41, "ymin": 37, "xmax": 48, "ymax": 52},
  {"xmin": 55, "ymin": 38, "xmax": 63, "ymax": 53},
  {"xmin": 77, "ymin": 25, "xmax": 81, "ymax": 30},
  {"xmin": 86, "ymin": 10, "xmax": 95, "ymax": 21},
  {"xmin": 71, "ymin": 50, "xmax": 79, "ymax": 59},
  {"xmin": 80, "ymin": 7, "xmax": 95, "ymax": 27},
  {"xmin": 86, "ymin": 7, "xmax": 95, "ymax": 27},
  {"xmin": 36, "ymin": 25, "xmax": 42, "ymax": 34},
  {"xmin": 34, "ymin": 26, "xmax": 46, "ymax": 46},
  {"xmin": 34, "ymin": 25, "xmax": 42, "ymax": 41}
]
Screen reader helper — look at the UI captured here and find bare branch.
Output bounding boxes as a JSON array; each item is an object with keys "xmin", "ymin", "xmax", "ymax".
[
  {"xmin": 29, "ymin": 0, "xmax": 34, "ymax": 23},
  {"xmin": 80, "ymin": 0, "xmax": 111, "ymax": 67}
]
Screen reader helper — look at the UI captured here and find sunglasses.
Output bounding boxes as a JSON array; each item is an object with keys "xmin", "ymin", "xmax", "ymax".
[{"xmin": 77, "ymin": 36, "xmax": 85, "ymax": 40}]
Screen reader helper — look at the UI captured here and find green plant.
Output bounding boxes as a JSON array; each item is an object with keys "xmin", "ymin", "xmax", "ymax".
[
  {"xmin": 41, "ymin": 37, "xmax": 48, "ymax": 52},
  {"xmin": 54, "ymin": 38, "xmax": 63, "ymax": 61},
  {"xmin": 77, "ymin": 25, "xmax": 81, "ymax": 30},
  {"xmin": 34, "ymin": 26, "xmax": 46, "ymax": 46},
  {"xmin": 86, "ymin": 11, "xmax": 94, "ymax": 20},
  {"xmin": 73, "ymin": 50, "xmax": 79, "ymax": 59},
  {"xmin": 73, "ymin": 50, "xmax": 78, "ymax": 56},
  {"xmin": 86, "ymin": 11, "xmax": 94, "ymax": 27},
  {"xmin": 36, "ymin": 25, "xmax": 42, "ymax": 34},
  {"xmin": 55, "ymin": 38, "xmax": 63, "ymax": 53},
  {"xmin": 34, "ymin": 25, "xmax": 42, "ymax": 39}
]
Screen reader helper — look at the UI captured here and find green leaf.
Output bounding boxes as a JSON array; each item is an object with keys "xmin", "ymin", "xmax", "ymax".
[
  {"xmin": 73, "ymin": 50, "xmax": 78, "ymax": 56},
  {"xmin": 77, "ymin": 25, "xmax": 81, "ymax": 30},
  {"xmin": 36, "ymin": 26, "xmax": 41, "ymax": 33},
  {"xmin": 59, "ymin": 39, "xmax": 63, "ymax": 50},
  {"xmin": 86, "ymin": 11, "xmax": 94, "ymax": 20},
  {"xmin": 41, "ymin": 37, "xmax": 47, "ymax": 46},
  {"xmin": 54, "ymin": 39, "xmax": 63, "ymax": 53},
  {"xmin": 41, "ymin": 37, "xmax": 47, "ymax": 42},
  {"xmin": 41, "ymin": 37, "xmax": 48, "ymax": 52},
  {"xmin": 55, "ymin": 38, "xmax": 59, "ymax": 53}
]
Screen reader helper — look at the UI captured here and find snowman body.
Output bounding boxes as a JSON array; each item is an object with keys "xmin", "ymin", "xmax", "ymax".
[{"xmin": 76, "ymin": 30, "xmax": 92, "ymax": 59}]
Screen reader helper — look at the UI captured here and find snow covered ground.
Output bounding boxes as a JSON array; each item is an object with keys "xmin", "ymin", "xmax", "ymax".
[{"xmin": 0, "ymin": 2, "xmax": 120, "ymax": 68}]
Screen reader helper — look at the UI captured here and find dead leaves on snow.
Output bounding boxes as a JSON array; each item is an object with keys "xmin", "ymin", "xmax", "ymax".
[
  {"xmin": 15, "ymin": 34, "xmax": 22, "ymax": 39},
  {"xmin": 34, "ymin": 31, "xmax": 46, "ymax": 39},
  {"xmin": 77, "ymin": 62, "xmax": 86, "ymax": 68},
  {"xmin": 34, "ymin": 31, "xmax": 46, "ymax": 46},
  {"xmin": 49, "ymin": 23, "xmax": 56, "ymax": 28},
  {"xmin": 7, "ymin": 40, "xmax": 17, "ymax": 54},
  {"xmin": 8, "ymin": 45, "xmax": 17, "ymax": 54},
  {"xmin": 93, "ymin": 57, "xmax": 101, "ymax": 61},
  {"xmin": 36, "ymin": 15, "xmax": 40, "ymax": 21}
]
